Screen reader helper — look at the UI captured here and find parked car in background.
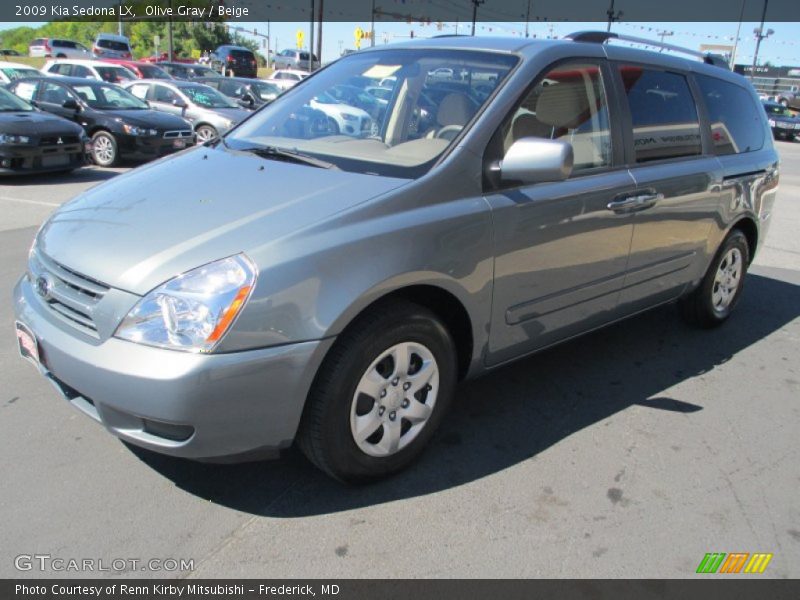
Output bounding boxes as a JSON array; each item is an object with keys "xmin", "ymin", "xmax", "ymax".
[
  {"xmin": 272, "ymin": 49, "xmax": 320, "ymax": 71},
  {"xmin": 267, "ymin": 69, "xmax": 308, "ymax": 91},
  {"xmin": 157, "ymin": 62, "xmax": 222, "ymax": 80},
  {"xmin": 193, "ymin": 76, "xmax": 281, "ymax": 110},
  {"xmin": 309, "ymin": 91, "xmax": 375, "ymax": 137},
  {"xmin": 0, "ymin": 85, "xmax": 87, "ymax": 176},
  {"xmin": 123, "ymin": 79, "xmax": 249, "ymax": 142},
  {"xmin": 763, "ymin": 100, "xmax": 800, "ymax": 140},
  {"xmin": 773, "ymin": 85, "xmax": 800, "ymax": 111},
  {"xmin": 1, "ymin": 49, "xmax": 22, "ymax": 57},
  {"xmin": 100, "ymin": 59, "xmax": 173, "ymax": 80},
  {"xmin": 0, "ymin": 61, "xmax": 42, "ymax": 84},
  {"xmin": 9, "ymin": 76, "xmax": 195, "ymax": 166},
  {"xmin": 28, "ymin": 38, "xmax": 92, "ymax": 59},
  {"xmin": 92, "ymin": 33, "xmax": 132, "ymax": 59},
  {"xmin": 42, "ymin": 59, "xmax": 137, "ymax": 84},
  {"xmin": 212, "ymin": 45, "xmax": 258, "ymax": 78}
]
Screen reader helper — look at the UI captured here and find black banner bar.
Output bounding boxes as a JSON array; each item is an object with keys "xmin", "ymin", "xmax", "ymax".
[
  {"xmin": 3, "ymin": 580, "xmax": 800, "ymax": 600},
  {"xmin": 2, "ymin": 0, "xmax": 800, "ymax": 23}
]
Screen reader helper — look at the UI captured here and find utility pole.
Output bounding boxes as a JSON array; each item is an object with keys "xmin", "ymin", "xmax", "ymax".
[
  {"xmin": 316, "ymin": 0, "xmax": 323, "ymax": 66},
  {"xmin": 658, "ymin": 30, "xmax": 674, "ymax": 49},
  {"xmin": 606, "ymin": 0, "xmax": 622, "ymax": 33},
  {"xmin": 471, "ymin": 0, "xmax": 485, "ymax": 36},
  {"xmin": 730, "ymin": 0, "xmax": 746, "ymax": 67},
  {"xmin": 524, "ymin": 0, "xmax": 531, "ymax": 38},
  {"xmin": 266, "ymin": 20, "xmax": 271, "ymax": 70},
  {"xmin": 167, "ymin": 0, "xmax": 174, "ymax": 61},
  {"xmin": 309, "ymin": 0, "xmax": 314, "ymax": 72},
  {"xmin": 371, "ymin": 0, "xmax": 376, "ymax": 47},
  {"xmin": 750, "ymin": 0, "xmax": 773, "ymax": 80}
]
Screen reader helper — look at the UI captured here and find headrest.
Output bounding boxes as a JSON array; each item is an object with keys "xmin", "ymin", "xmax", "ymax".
[
  {"xmin": 536, "ymin": 82, "xmax": 590, "ymax": 129},
  {"xmin": 436, "ymin": 93, "xmax": 474, "ymax": 127}
]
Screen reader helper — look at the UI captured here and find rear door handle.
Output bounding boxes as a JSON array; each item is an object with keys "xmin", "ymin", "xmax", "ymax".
[{"xmin": 607, "ymin": 192, "xmax": 663, "ymax": 213}]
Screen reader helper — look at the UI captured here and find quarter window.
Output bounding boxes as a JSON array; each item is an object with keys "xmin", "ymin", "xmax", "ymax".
[
  {"xmin": 618, "ymin": 66, "xmax": 702, "ymax": 162},
  {"xmin": 502, "ymin": 62, "xmax": 613, "ymax": 172},
  {"xmin": 695, "ymin": 74, "xmax": 764, "ymax": 155}
]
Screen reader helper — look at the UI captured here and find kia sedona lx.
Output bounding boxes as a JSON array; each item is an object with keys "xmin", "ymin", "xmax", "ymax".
[{"xmin": 14, "ymin": 34, "xmax": 778, "ymax": 482}]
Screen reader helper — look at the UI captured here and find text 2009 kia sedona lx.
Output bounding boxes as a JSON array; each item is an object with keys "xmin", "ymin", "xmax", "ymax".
[{"xmin": 14, "ymin": 34, "xmax": 778, "ymax": 482}]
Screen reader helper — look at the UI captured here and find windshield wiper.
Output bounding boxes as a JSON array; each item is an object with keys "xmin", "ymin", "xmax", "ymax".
[{"xmin": 235, "ymin": 145, "xmax": 338, "ymax": 170}]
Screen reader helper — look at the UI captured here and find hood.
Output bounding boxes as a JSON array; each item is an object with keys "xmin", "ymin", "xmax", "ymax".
[
  {"xmin": 0, "ymin": 110, "xmax": 84, "ymax": 137},
  {"xmin": 38, "ymin": 145, "xmax": 408, "ymax": 295},
  {"xmin": 769, "ymin": 113, "xmax": 799, "ymax": 123},
  {"xmin": 103, "ymin": 109, "xmax": 191, "ymax": 130}
]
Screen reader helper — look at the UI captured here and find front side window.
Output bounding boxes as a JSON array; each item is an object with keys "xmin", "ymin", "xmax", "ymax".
[
  {"xmin": 618, "ymin": 66, "xmax": 702, "ymax": 163},
  {"xmin": 137, "ymin": 65, "xmax": 170, "ymax": 79},
  {"xmin": 226, "ymin": 49, "xmax": 518, "ymax": 178},
  {"xmin": 40, "ymin": 82, "xmax": 70, "ymax": 105},
  {"xmin": 152, "ymin": 85, "xmax": 178, "ymax": 103},
  {"xmin": 695, "ymin": 74, "xmax": 765, "ymax": 155},
  {"xmin": 95, "ymin": 66, "xmax": 135, "ymax": 83},
  {"xmin": 499, "ymin": 61, "xmax": 613, "ymax": 173},
  {"xmin": 127, "ymin": 83, "xmax": 150, "ymax": 100}
]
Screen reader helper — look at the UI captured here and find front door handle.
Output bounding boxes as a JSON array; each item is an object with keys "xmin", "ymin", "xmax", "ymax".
[{"xmin": 607, "ymin": 191, "xmax": 663, "ymax": 213}]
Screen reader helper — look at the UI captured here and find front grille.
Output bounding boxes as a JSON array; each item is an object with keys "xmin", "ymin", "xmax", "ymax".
[
  {"xmin": 163, "ymin": 130, "xmax": 193, "ymax": 139},
  {"xmin": 32, "ymin": 250, "xmax": 110, "ymax": 337},
  {"xmin": 39, "ymin": 135, "xmax": 81, "ymax": 146}
]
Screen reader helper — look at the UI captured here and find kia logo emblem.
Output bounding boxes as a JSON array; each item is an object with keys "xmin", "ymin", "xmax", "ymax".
[{"xmin": 35, "ymin": 275, "xmax": 53, "ymax": 300}]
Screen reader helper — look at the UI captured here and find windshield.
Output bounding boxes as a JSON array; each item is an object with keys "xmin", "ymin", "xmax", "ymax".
[
  {"xmin": 226, "ymin": 49, "xmax": 517, "ymax": 177},
  {"xmin": 95, "ymin": 66, "xmax": 136, "ymax": 83},
  {"xmin": 138, "ymin": 64, "xmax": 171, "ymax": 79},
  {"xmin": 0, "ymin": 86, "xmax": 33, "ymax": 111},
  {"xmin": 1, "ymin": 67, "xmax": 39, "ymax": 81},
  {"xmin": 764, "ymin": 104, "xmax": 793, "ymax": 117},
  {"xmin": 73, "ymin": 84, "xmax": 148, "ymax": 110},
  {"xmin": 182, "ymin": 84, "xmax": 238, "ymax": 108}
]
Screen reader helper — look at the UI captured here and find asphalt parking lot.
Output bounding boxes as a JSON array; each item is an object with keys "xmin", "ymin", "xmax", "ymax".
[{"xmin": 1, "ymin": 144, "xmax": 799, "ymax": 579}]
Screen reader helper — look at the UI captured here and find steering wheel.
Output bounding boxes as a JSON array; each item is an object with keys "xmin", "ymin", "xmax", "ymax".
[{"xmin": 435, "ymin": 124, "xmax": 464, "ymax": 140}]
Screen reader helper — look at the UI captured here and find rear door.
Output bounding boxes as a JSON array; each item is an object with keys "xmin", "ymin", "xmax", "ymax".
[
  {"xmin": 484, "ymin": 59, "xmax": 638, "ymax": 365},
  {"xmin": 611, "ymin": 62, "xmax": 722, "ymax": 313}
]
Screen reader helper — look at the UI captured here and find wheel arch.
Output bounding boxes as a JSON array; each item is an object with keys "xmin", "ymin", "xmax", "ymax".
[{"xmin": 729, "ymin": 216, "xmax": 758, "ymax": 265}]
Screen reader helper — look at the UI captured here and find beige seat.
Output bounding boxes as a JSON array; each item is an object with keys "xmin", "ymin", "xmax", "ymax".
[{"xmin": 427, "ymin": 93, "xmax": 475, "ymax": 140}]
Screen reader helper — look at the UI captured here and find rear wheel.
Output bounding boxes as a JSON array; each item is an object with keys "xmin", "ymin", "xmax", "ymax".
[
  {"xmin": 680, "ymin": 230, "xmax": 750, "ymax": 328},
  {"xmin": 91, "ymin": 131, "xmax": 118, "ymax": 167},
  {"xmin": 298, "ymin": 300, "xmax": 458, "ymax": 483}
]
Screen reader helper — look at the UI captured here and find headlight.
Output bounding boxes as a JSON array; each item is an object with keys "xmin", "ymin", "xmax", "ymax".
[
  {"xmin": 115, "ymin": 254, "xmax": 256, "ymax": 352},
  {"xmin": 0, "ymin": 134, "xmax": 31, "ymax": 144},
  {"xmin": 768, "ymin": 119, "xmax": 776, "ymax": 127},
  {"xmin": 122, "ymin": 124, "xmax": 158, "ymax": 136}
]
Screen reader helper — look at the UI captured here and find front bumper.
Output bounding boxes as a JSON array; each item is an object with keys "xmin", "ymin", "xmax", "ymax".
[
  {"xmin": 13, "ymin": 275, "xmax": 334, "ymax": 460},
  {"xmin": 117, "ymin": 134, "xmax": 196, "ymax": 161},
  {"xmin": 0, "ymin": 143, "xmax": 86, "ymax": 176}
]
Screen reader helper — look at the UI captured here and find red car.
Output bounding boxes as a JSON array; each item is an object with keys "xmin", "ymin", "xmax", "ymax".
[{"xmin": 100, "ymin": 59, "xmax": 173, "ymax": 80}]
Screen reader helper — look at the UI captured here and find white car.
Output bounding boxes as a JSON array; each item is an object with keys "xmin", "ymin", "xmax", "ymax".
[
  {"xmin": 267, "ymin": 69, "xmax": 309, "ymax": 91},
  {"xmin": 309, "ymin": 92, "xmax": 374, "ymax": 137},
  {"xmin": 28, "ymin": 38, "xmax": 93, "ymax": 59},
  {"xmin": 42, "ymin": 59, "xmax": 137, "ymax": 84},
  {"xmin": 0, "ymin": 61, "xmax": 42, "ymax": 84}
]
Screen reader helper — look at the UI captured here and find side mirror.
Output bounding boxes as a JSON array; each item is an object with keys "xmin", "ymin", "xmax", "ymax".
[
  {"xmin": 499, "ymin": 137, "xmax": 573, "ymax": 184},
  {"xmin": 62, "ymin": 98, "xmax": 79, "ymax": 110},
  {"xmin": 171, "ymin": 98, "xmax": 187, "ymax": 108}
]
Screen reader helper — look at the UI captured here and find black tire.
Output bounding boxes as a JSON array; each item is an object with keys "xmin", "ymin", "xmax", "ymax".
[
  {"xmin": 298, "ymin": 300, "xmax": 458, "ymax": 483},
  {"xmin": 680, "ymin": 230, "xmax": 750, "ymax": 328},
  {"xmin": 91, "ymin": 131, "xmax": 118, "ymax": 167}
]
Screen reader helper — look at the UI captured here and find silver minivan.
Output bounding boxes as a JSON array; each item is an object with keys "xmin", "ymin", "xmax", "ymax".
[{"xmin": 14, "ymin": 34, "xmax": 778, "ymax": 482}]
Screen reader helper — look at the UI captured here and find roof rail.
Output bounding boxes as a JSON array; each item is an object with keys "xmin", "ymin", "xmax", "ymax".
[{"xmin": 566, "ymin": 31, "xmax": 730, "ymax": 70}]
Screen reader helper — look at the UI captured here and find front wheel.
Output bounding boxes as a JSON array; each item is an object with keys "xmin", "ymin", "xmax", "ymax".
[
  {"xmin": 680, "ymin": 230, "xmax": 750, "ymax": 328},
  {"xmin": 91, "ymin": 131, "xmax": 118, "ymax": 167},
  {"xmin": 195, "ymin": 125, "xmax": 218, "ymax": 144},
  {"xmin": 298, "ymin": 300, "xmax": 458, "ymax": 482}
]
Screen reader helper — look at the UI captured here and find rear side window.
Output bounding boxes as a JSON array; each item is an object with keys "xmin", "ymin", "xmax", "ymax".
[
  {"xmin": 618, "ymin": 66, "xmax": 702, "ymax": 163},
  {"xmin": 98, "ymin": 39, "xmax": 130, "ymax": 51},
  {"xmin": 695, "ymin": 74, "xmax": 764, "ymax": 155},
  {"xmin": 53, "ymin": 40, "xmax": 77, "ymax": 49}
]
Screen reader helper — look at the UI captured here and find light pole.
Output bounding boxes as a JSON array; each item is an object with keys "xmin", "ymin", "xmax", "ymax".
[
  {"xmin": 471, "ymin": 0, "xmax": 485, "ymax": 36},
  {"xmin": 658, "ymin": 30, "xmax": 673, "ymax": 50},
  {"xmin": 730, "ymin": 0, "xmax": 746, "ymax": 67},
  {"xmin": 750, "ymin": 0, "xmax": 773, "ymax": 80}
]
